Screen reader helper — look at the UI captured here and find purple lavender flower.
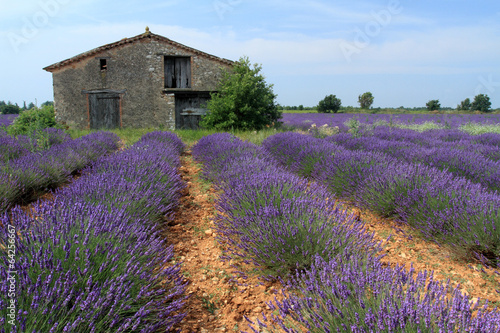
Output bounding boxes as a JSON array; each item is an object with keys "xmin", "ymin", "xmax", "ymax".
[{"xmin": 0, "ymin": 131, "xmax": 187, "ymax": 332}]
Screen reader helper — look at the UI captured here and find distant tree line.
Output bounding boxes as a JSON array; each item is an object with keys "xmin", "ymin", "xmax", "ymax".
[
  {"xmin": 280, "ymin": 92, "xmax": 496, "ymax": 114},
  {"xmin": 426, "ymin": 94, "xmax": 492, "ymax": 112},
  {"xmin": 0, "ymin": 100, "xmax": 53, "ymax": 115},
  {"xmin": 278, "ymin": 104, "xmax": 316, "ymax": 111}
]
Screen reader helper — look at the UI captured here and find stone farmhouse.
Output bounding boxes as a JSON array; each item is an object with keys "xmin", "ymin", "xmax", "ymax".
[{"xmin": 43, "ymin": 27, "xmax": 234, "ymax": 130}]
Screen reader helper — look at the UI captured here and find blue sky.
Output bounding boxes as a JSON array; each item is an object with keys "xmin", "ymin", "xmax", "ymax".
[{"xmin": 1, "ymin": 0, "xmax": 499, "ymax": 108}]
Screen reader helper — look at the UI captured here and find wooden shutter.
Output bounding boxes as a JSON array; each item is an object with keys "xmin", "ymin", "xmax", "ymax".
[{"xmin": 165, "ymin": 57, "xmax": 191, "ymax": 88}]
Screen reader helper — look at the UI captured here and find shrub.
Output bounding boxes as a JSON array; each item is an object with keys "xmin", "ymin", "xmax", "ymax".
[
  {"xmin": 7, "ymin": 105, "xmax": 62, "ymax": 136},
  {"xmin": 200, "ymin": 56, "xmax": 280, "ymax": 131}
]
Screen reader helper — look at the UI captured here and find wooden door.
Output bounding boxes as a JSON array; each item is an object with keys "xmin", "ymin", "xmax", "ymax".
[
  {"xmin": 89, "ymin": 93, "xmax": 120, "ymax": 129},
  {"xmin": 175, "ymin": 93, "xmax": 210, "ymax": 129}
]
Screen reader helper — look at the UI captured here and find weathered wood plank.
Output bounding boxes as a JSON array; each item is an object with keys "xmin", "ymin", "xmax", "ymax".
[
  {"xmin": 165, "ymin": 58, "xmax": 175, "ymax": 88},
  {"xmin": 180, "ymin": 108, "xmax": 207, "ymax": 116}
]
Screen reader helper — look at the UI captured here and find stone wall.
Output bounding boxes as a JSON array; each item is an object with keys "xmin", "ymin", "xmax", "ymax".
[{"xmin": 49, "ymin": 36, "xmax": 232, "ymax": 129}]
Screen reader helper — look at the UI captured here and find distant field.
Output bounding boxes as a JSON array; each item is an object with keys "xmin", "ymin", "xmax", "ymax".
[{"xmin": 280, "ymin": 112, "xmax": 500, "ymax": 134}]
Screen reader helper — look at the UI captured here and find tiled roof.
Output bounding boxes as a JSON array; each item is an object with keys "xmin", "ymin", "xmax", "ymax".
[{"xmin": 43, "ymin": 29, "xmax": 234, "ymax": 72}]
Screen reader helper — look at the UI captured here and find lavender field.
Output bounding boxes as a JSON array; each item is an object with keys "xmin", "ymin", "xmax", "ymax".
[
  {"xmin": 193, "ymin": 133, "xmax": 500, "ymax": 332},
  {"xmin": 281, "ymin": 112, "xmax": 500, "ymax": 134},
  {"xmin": 2, "ymin": 117, "xmax": 500, "ymax": 332},
  {"xmin": 0, "ymin": 115, "xmax": 18, "ymax": 129}
]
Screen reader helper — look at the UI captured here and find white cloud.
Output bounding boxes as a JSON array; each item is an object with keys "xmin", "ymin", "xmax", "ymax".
[{"xmin": 31, "ymin": 21, "xmax": 500, "ymax": 77}]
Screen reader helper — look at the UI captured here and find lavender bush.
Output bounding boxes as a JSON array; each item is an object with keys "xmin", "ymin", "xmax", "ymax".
[
  {"xmin": 193, "ymin": 134, "xmax": 379, "ymax": 277},
  {"xmin": 0, "ymin": 131, "xmax": 187, "ymax": 332},
  {"xmin": 256, "ymin": 255, "xmax": 500, "ymax": 332},
  {"xmin": 0, "ymin": 128, "xmax": 70, "ymax": 163},
  {"xmin": 58, "ymin": 132, "xmax": 185, "ymax": 226},
  {"xmin": 325, "ymin": 129, "xmax": 500, "ymax": 192},
  {"xmin": 0, "ymin": 201, "xmax": 186, "ymax": 332},
  {"xmin": 0, "ymin": 132, "xmax": 120, "ymax": 211},
  {"xmin": 217, "ymin": 172, "xmax": 378, "ymax": 276},
  {"xmin": 262, "ymin": 132, "xmax": 500, "ymax": 266}
]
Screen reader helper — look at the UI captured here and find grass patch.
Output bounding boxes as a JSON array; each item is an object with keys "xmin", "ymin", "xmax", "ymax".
[
  {"xmin": 66, "ymin": 127, "xmax": 160, "ymax": 145},
  {"xmin": 460, "ymin": 122, "xmax": 500, "ymax": 135},
  {"xmin": 66, "ymin": 127, "xmax": 288, "ymax": 148}
]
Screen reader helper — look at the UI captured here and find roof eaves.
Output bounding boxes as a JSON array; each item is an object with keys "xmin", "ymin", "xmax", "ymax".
[{"xmin": 43, "ymin": 32, "xmax": 234, "ymax": 72}]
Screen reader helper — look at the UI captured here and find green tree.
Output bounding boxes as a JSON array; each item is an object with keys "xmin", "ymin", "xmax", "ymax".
[
  {"xmin": 317, "ymin": 95, "xmax": 342, "ymax": 113},
  {"xmin": 0, "ymin": 103, "xmax": 21, "ymax": 114},
  {"xmin": 471, "ymin": 94, "xmax": 492, "ymax": 113},
  {"xmin": 426, "ymin": 99, "xmax": 440, "ymax": 111},
  {"xmin": 41, "ymin": 101, "xmax": 54, "ymax": 107},
  {"xmin": 358, "ymin": 92, "xmax": 374, "ymax": 109},
  {"xmin": 200, "ymin": 56, "xmax": 280, "ymax": 131},
  {"xmin": 457, "ymin": 98, "xmax": 471, "ymax": 111}
]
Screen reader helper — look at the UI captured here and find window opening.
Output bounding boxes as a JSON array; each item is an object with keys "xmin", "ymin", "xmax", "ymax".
[
  {"xmin": 100, "ymin": 58, "xmax": 107, "ymax": 71},
  {"xmin": 164, "ymin": 57, "xmax": 191, "ymax": 88}
]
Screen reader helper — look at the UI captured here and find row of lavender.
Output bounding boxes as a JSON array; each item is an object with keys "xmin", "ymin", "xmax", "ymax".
[
  {"xmin": 327, "ymin": 127, "xmax": 500, "ymax": 192},
  {"xmin": 1, "ymin": 128, "xmax": 71, "ymax": 162},
  {"xmin": 0, "ymin": 131, "xmax": 120, "ymax": 213},
  {"xmin": 262, "ymin": 132, "xmax": 500, "ymax": 267},
  {"xmin": 0, "ymin": 131, "xmax": 187, "ymax": 332},
  {"xmin": 192, "ymin": 133, "xmax": 500, "ymax": 332}
]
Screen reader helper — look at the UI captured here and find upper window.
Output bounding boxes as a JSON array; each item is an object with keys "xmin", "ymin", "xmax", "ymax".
[
  {"xmin": 100, "ymin": 58, "xmax": 107, "ymax": 71},
  {"xmin": 164, "ymin": 56, "xmax": 191, "ymax": 88}
]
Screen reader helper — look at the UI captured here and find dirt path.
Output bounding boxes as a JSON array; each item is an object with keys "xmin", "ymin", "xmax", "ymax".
[
  {"xmin": 168, "ymin": 150, "xmax": 279, "ymax": 333},
  {"xmin": 168, "ymin": 148, "xmax": 500, "ymax": 332}
]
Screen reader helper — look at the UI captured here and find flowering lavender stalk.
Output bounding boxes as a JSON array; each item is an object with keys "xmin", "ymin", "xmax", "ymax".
[
  {"xmin": 257, "ymin": 254, "xmax": 500, "ymax": 332},
  {"xmin": 0, "ymin": 200, "xmax": 187, "ymax": 332},
  {"xmin": 0, "ymin": 134, "xmax": 29, "ymax": 163}
]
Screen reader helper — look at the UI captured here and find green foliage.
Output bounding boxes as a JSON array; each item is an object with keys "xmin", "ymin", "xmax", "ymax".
[
  {"xmin": 457, "ymin": 98, "xmax": 471, "ymax": 111},
  {"xmin": 345, "ymin": 117, "xmax": 361, "ymax": 137},
  {"xmin": 317, "ymin": 94, "xmax": 341, "ymax": 113},
  {"xmin": 426, "ymin": 99, "xmax": 441, "ymax": 111},
  {"xmin": 358, "ymin": 92, "xmax": 374, "ymax": 109},
  {"xmin": 0, "ymin": 103, "xmax": 21, "ymax": 115},
  {"xmin": 460, "ymin": 122, "xmax": 500, "ymax": 135},
  {"xmin": 8, "ymin": 105, "xmax": 62, "ymax": 136},
  {"xmin": 200, "ymin": 56, "xmax": 280, "ymax": 131},
  {"xmin": 471, "ymin": 94, "xmax": 492, "ymax": 113}
]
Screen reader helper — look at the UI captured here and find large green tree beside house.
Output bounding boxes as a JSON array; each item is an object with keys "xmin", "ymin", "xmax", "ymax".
[{"xmin": 200, "ymin": 56, "xmax": 280, "ymax": 131}]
